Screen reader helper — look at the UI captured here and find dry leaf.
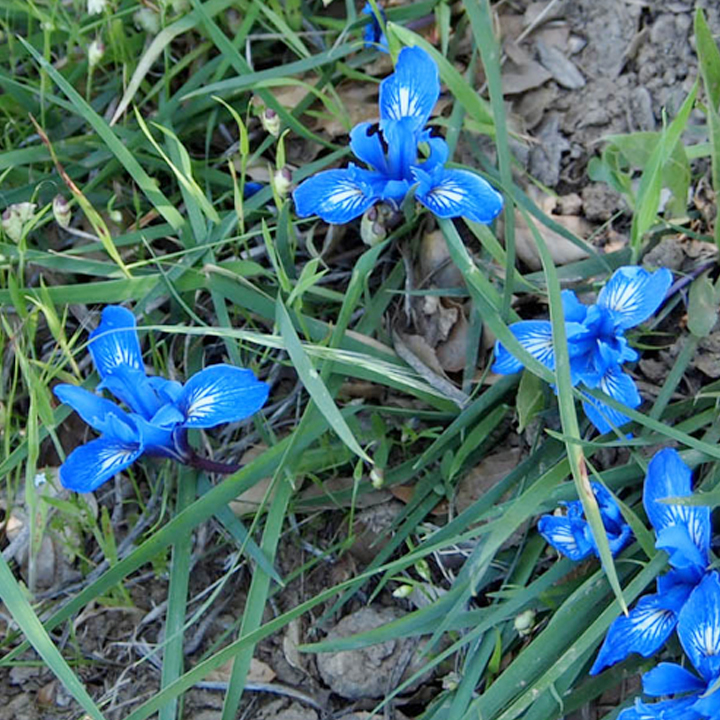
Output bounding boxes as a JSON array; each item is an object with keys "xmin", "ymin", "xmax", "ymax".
[
  {"xmin": 455, "ymin": 448, "xmax": 522, "ymax": 514},
  {"xmin": 418, "ymin": 229, "xmax": 464, "ymax": 288},
  {"xmin": 229, "ymin": 445, "xmax": 276, "ymax": 516},
  {"xmin": 512, "ymin": 189, "xmax": 592, "ymax": 270},
  {"xmin": 206, "ymin": 657, "xmax": 276, "ymax": 685},
  {"xmin": 390, "ymin": 484, "xmax": 448, "ymax": 516},
  {"xmin": 298, "ymin": 476, "xmax": 392, "ymax": 510},
  {"xmin": 283, "ymin": 619, "xmax": 306, "ymax": 673},
  {"xmin": 435, "ymin": 309, "xmax": 470, "ymax": 373}
]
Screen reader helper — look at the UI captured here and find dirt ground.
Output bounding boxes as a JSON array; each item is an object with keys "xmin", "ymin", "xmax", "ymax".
[{"xmin": 3, "ymin": 1, "xmax": 720, "ymax": 719}]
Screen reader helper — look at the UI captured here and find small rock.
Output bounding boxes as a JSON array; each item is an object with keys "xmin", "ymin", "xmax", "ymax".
[
  {"xmin": 317, "ymin": 607, "xmax": 433, "ymax": 700},
  {"xmin": 9, "ymin": 666, "xmax": 41, "ymax": 685},
  {"xmin": 629, "ymin": 87, "xmax": 656, "ymax": 131},
  {"xmin": 581, "ymin": 184, "xmax": 624, "ymax": 223},
  {"xmin": 643, "ymin": 236, "xmax": 686, "ymax": 271},
  {"xmin": 694, "ymin": 352, "xmax": 720, "ymax": 379},
  {"xmin": 274, "ymin": 703, "xmax": 318, "ymax": 720},
  {"xmin": 502, "ymin": 62, "xmax": 552, "ymax": 95},
  {"xmin": 529, "ymin": 114, "xmax": 570, "ymax": 187},
  {"xmin": 556, "ymin": 193, "xmax": 583, "ymax": 215},
  {"xmin": 639, "ymin": 358, "xmax": 668, "ymax": 384},
  {"xmin": 567, "ymin": 34, "xmax": 587, "ymax": 55},
  {"xmin": 523, "ymin": 1, "xmax": 567, "ymax": 28},
  {"xmin": 536, "ymin": 39, "xmax": 585, "ymax": 89}
]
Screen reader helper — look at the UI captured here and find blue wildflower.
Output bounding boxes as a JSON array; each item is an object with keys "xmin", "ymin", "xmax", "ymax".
[
  {"xmin": 590, "ymin": 449, "xmax": 710, "ymax": 674},
  {"xmin": 538, "ymin": 482, "xmax": 632, "ymax": 561},
  {"xmin": 618, "ymin": 572, "xmax": 720, "ymax": 720},
  {"xmin": 493, "ymin": 266, "xmax": 673, "ymax": 433},
  {"xmin": 243, "ymin": 181, "xmax": 264, "ymax": 198},
  {"xmin": 292, "ymin": 46, "xmax": 504, "ymax": 225},
  {"xmin": 54, "ymin": 306, "xmax": 269, "ymax": 493},
  {"xmin": 362, "ymin": 2, "xmax": 388, "ymax": 52}
]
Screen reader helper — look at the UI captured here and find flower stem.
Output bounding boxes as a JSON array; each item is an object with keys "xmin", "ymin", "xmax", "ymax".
[{"xmin": 185, "ymin": 452, "xmax": 242, "ymax": 475}]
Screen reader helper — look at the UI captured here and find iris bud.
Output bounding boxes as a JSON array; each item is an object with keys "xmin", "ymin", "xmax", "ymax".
[
  {"xmin": 53, "ymin": 195, "xmax": 71, "ymax": 229},
  {"xmin": 360, "ymin": 205, "xmax": 386, "ymax": 247},
  {"xmin": 262, "ymin": 108, "xmax": 281, "ymax": 138},
  {"xmin": 514, "ymin": 609, "xmax": 536, "ymax": 637},
  {"xmin": 87, "ymin": 0, "xmax": 107, "ymax": 14},
  {"xmin": 88, "ymin": 39, "xmax": 105, "ymax": 67},
  {"xmin": 273, "ymin": 167, "xmax": 293, "ymax": 198},
  {"xmin": 2, "ymin": 202, "xmax": 37, "ymax": 243},
  {"xmin": 392, "ymin": 584, "xmax": 414, "ymax": 599}
]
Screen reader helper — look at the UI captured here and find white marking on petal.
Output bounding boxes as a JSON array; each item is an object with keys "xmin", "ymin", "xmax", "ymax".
[
  {"xmin": 425, "ymin": 180, "xmax": 468, "ymax": 212},
  {"xmin": 521, "ymin": 332, "xmax": 554, "ymax": 365},
  {"xmin": 689, "ymin": 620, "xmax": 720, "ymax": 660},
  {"xmin": 633, "ymin": 607, "xmax": 674, "ymax": 636},
  {"xmin": 324, "ymin": 182, "xmax": 370, "ymax": 214},
  {"xmin": 604, "ymin": 278, "xmax": 643, "ymax": 316},
  {"xmin": 185, "ymin": 382, "xmax": 222, "ymax": 420},
  {"xmin": 97, "ymin": 443, "xmax": 138, "ymax": 474}
]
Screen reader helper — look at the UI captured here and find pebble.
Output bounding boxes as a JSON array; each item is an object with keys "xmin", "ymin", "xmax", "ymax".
[
  {"xmin": 536, "ymin": 39, "xmax": 586, "ymax": 89},
  {"xmin": 317, "ymin": 606, "xmax": 433, "ymax": 700}
]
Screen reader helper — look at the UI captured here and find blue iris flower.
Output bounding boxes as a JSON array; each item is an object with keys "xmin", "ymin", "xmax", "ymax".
[
  {"xmin": 54, "ymin": 306, "xmax": 269, "ymax": 493},
  {"xmin": 590, "ymin": 449, "xmax": 710, "ymax": 675},
  {"xmin": 492, "ymin": 266, "xmax": 673, "ymax": 434},
  {"xmin": 292, "ymin": 46, "xmax": 504, "ymax": 225},
  {"xmin": 618, "ymin": 572, "xmax": 720, "ymax": 720},
  {"xmin": 538, "ymin": 482, "xmax": 632, "ymax": 561},
  {"xmin": 362, "ymin": 2, "xmax": 388, "ymax": 52}
]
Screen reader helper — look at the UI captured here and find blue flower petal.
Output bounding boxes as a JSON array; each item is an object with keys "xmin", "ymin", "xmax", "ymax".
[
  {"xmin": 379, "ymin": 178, "xmax": 411, "ymax": 205},
  {"xmin": 379, "ymin": 46, "xmax": 439, "ymax": 131},
  {"xmin": 492, "ymin": 321, "xmax": 555, "ymax": 375},
  {"xmin": 54, "ymin": 384, "xmax": 133, "ymax": 437},
  {"xmin": 418, "ymin": 129, "xmax": 449, "ymax": 170},
  {"xmin": 413, "ymin": 166, "xmax": 504, "ymax": 223},
  {"xmin": 678, "ymin": 573, "xmax": 720, "ymax": 682},
  {"xmin": 593, "ymin": 482, "xmax": 623, "ymax": 526},
  {"xmin": 590, "ymin": 593, "xmax": 679, "ymax": 674},
  {"xmin": 362, "ymin": 1, "xmax": 387, "ymax": 50},
  {"xmin": 88, "ymin": 306, "xmax": 144, "ymax": 380},
  {"xmin": 597, "ymin": 266, "xmax": 673, "ymax": 330},
  {"xmin": 537, "ymin": 515, "xmax": 593, "ymax": 560},
  {"xmin": 178, "ymin": 364, "xmax": 269, "ymax": 429},
  {"xmin": 147, "ymin": 376, "xmax": 184, "ymax": 405},
  {"xmin": 619, "ymin": 697, "xmax": 704, "ymax": 720},
  {"xmin": 149, "ymin": 403, "xmax": 185, "ymax": 428},
  {"xmin": 562, "ymin": 290, "xmax": 587, "ymax": 323},
  {"xmin": 132, "ymin": 414, "xmax": 185, "ymax": 460},
  {"xmin": 582, "ymin": 367, "xmax": 641, "ymax": 434},
  {"xmin": 293, "ymin": 167, "xmax": 379, "ymax": 223},
  {"xmin": 384, "ymin": 118, "xmax": 421, "ymax": 180},
  {"xmin": 642, "ymin": 663, "xmax": 705, "ymax": 697},
  {"xmin": 243, "ymin": 181, "xmax": 263, "ymax": 199},
  {"xmin": 98, "ymin": 366, "xmax": 163, "ymax": 420},
  {"xmin": 692, "ymin": 686, "xmax": 720, "ymax": 718},
  {"xmin": 656, "ymin": 525, "xmax": 709, "ymax": 571},
  {"xmin": 350, "ymin": 122, "xmax": 389, "ymax": 174},
  {"xmin": 643, "ymin": 449, "xmax": 710, "ymax": 569},
  {"xmin": 59, "ymin": 435, "xmax": 143, "ymax": 493}
]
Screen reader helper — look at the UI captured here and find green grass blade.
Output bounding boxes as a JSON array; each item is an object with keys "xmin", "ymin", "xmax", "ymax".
[
  {"xmin": 220, "ymin": 461, "xmax": 293, "ymax": 719},
  {"xmin": 630, "ymin": 82, "xmax": 697, "ymax": 258},
  {"xmin": 695, "ymin": 8, "xmax": 720, "ymax": 249},
  {"xmin": 18, "ymin": 37, "xmax": 186, "ymax": 232},
  {"xmin": 276, "ymin": 296, "xmax": 371, "ymax": 464},
  {"xmin": 158, "ymin": 469, "xmax": 197, "ymax": 720},
  {"xmin": 465, "ymin": 0, "xmax": 515, "ymax": 320},
  {"xmin": 0, "ymin": 555, "xmax": 107, "ymax": 720},
  {"xmin": 522, "ymin": 206, "xmax": 626, "ymax": 613}
]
